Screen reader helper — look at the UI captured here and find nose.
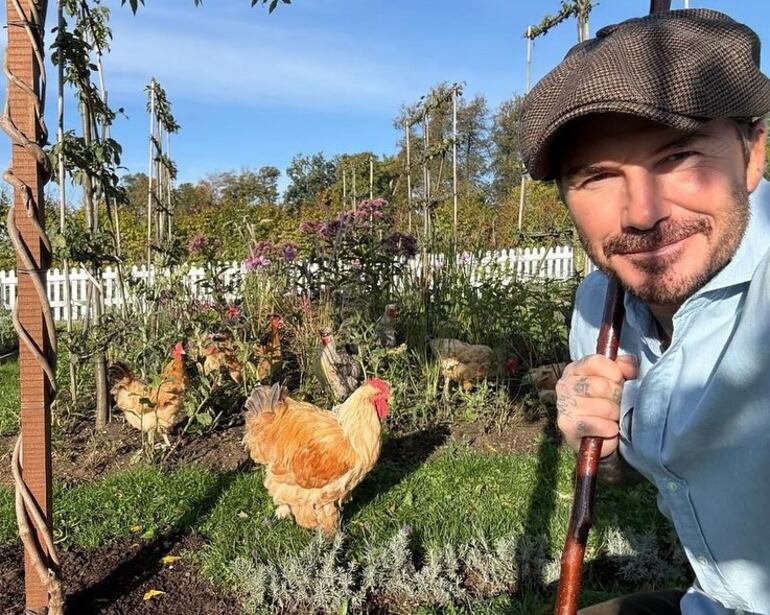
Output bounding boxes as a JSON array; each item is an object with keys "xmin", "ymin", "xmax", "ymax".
[{"xmin": 621, "ymin": 168, "xmax": 671, "ymax": 231}]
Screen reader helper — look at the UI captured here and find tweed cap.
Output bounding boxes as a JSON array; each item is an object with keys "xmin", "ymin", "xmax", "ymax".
[{"xmin": 520, "ymin": 9, "xmax": 770, "ymax": 180}]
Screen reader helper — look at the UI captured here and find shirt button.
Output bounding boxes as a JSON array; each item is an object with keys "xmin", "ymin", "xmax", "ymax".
[{"xmin": 666, "ymin": 481, "xmax": 679, "ymax": 492}]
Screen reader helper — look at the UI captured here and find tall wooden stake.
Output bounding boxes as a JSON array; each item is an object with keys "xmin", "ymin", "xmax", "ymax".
[
  {"xmin": 518, "ymin": 26, "xmax": 533, "ymax": 232},
  {"xmin": 4, "ymin": 0, "xmax": 55, "ymax": 609},
  {"xmin": 405, "ymin": 122, "xmax": 412, "ymax": 233}
]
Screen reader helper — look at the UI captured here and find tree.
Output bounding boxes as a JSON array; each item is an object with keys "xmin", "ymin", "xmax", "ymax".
[
  {"xmin": 490, "ymin": 95, "xmax": 525, "ymax": 203},
  {"xmin": 208, "ymin": 167, "xmax": 281, "ymax": 207},
  {"xmin": 455, "ymin": 94, "xmax": 490, "ymax": 193},
  {"xmin": 284, "ymin": 153, "xmax": 336, "ymax": 209}
]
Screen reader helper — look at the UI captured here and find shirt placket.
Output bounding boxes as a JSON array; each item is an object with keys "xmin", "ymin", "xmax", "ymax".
[{"xmin": 634, "ymin": 303, "xmax": 742, "ymax": 609}]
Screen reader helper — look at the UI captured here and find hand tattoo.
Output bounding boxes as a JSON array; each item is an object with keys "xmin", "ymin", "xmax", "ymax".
[
  {"xmin": 574, "ymin": 377, "xmax": 589, "ymax": 396},
  {"xmin": 556, "ymin": 383, "xmax": 577, "ymax": 419}
]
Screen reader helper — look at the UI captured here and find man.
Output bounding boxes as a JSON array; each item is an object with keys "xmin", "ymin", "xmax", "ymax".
[{"xmin": 519, "ymin": 9, "xmax": 770, "ymax": 615}]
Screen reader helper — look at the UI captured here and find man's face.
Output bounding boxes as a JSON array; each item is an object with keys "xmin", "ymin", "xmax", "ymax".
[{"xmin": 559, "ymin": 114, "xmax": 765, "ymax": 309}]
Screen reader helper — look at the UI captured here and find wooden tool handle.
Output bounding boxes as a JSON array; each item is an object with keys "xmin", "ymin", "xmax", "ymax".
[{"xmin": 554, "ymin": 278, "xmax": 625, "ymax": 615}]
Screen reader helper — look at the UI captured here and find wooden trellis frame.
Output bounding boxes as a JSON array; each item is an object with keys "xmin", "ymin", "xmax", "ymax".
[{"xmin": 3, "ymin": 0, "xmax": 62, "ymax": 612}]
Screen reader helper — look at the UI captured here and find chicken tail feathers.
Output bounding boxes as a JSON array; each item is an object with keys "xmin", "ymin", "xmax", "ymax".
[
  {"xmin": 245, "ymin": 383, "xmax": 283, "ymax": 418},
  {"xmin": 108, "ymin": 361, "xmax": 134, "ymax": 386}
]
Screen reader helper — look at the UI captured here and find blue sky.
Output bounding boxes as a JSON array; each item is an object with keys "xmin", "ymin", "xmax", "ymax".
[{"xmin": 1, "ymin": 0, "xmax": 768, "ymax": 195}]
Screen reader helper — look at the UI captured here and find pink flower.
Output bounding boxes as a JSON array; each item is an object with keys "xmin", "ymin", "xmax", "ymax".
[
  {"xmin": 225, "ymin": 304, "xmax": 240, "ymax": 320},
  {"xmin": 244, "ymin": 254, "xmax": 271, "ymax": 271}
]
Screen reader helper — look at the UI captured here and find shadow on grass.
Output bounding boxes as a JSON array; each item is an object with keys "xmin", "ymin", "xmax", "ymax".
[
  {"xmin": 514, "ymin": 408, "xmax": 560, "ymax": 602},
  {"xmin": 64, "ymin": 460, "xmax": 251, "ymax": 613},
  {"xmin": 343, "ymin": 426, "xmax": 450, "ymax": 520}
]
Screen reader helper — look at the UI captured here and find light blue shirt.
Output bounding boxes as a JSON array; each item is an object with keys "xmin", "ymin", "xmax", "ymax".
[{"xmin": 570, "ymin": 178, "xmax": 770, "ymax": 615}]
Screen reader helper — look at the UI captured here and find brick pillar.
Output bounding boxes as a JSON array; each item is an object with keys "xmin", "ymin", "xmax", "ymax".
[{"xmin": 5, "ymin": 0, "xmax": 54, "ymax": 611}]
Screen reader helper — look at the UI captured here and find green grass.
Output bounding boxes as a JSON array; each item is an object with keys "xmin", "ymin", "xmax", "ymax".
[
  {"xmin": 0, "ymin": 437, "xmax": 683, "ymax": 614},
  {"xmin": 0, "ymin": 360, "xmax": 19, "ymax": 436}
]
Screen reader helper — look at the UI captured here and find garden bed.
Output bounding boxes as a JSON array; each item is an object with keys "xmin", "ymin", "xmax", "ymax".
[{"xmin": 0, "ymin": 534, "xmax": 240, "ymax": 614}]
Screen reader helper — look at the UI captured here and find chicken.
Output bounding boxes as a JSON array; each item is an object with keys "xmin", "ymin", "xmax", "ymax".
[
  {"xmin": 428, "ymin": 337, "xmax": 493, "ymax": 396},
  {"xmin": 243, "ymin": 378, "xmax": 390, "ymax": 535},
  {"xmin": 200, "ymin": 331, "xmax": 242, "ymax": 384},
  {"xmin": 522, "ymin": 362, "xmax": 568, "ymax": 405},
  {"xmin": 375, "ymin": 304, "xmax": 399, "ymax": 348},
  {"xmin": 254, "ymin": 314, "xmax": 283, "ymax": 382},
  {"xmin": 312, "ymin": 327, "xmax": 362, "ymax": 402},
  {"xmin": 108, "ymin": 342, "xmax": 188, "ymax": 446}
]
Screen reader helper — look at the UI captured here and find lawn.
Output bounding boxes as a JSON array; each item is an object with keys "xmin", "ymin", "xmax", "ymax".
[
  {"xmin": 0, "ymin": 359, "xmax": 18, "ymax": 436},
  {"xmin": 0, "ymin": 358, "xmax": 690, "ymax": 614}
]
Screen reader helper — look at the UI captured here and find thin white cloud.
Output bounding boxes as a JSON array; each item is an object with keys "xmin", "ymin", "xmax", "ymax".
[{"xmin": 104, "ymin": 6, "xmax": 428, "ymax": 113}]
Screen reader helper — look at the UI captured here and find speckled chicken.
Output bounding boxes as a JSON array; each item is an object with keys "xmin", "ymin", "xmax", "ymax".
[
  {"xmin": 200, "ymin": 332, "xmax": 242, "ymax": 384},
  {"xmin": 428, "ymin": 337, "xmax": 494, "ymax": 396},
  {"xmin": 312, "ymin": 328, "xmax": 361, "ymax": 402},
  {"xmin": 522, "ymin": 362, "xmax": 568, "ymax": 405},
  {"xmin": 375, "ymin": 304, "xmax": 399, "ymax": 348}
]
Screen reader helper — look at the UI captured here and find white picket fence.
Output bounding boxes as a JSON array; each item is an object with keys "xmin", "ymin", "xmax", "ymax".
[{"xmin": 0, "ymin": 245, "xmax": 593, "ymax": 322}]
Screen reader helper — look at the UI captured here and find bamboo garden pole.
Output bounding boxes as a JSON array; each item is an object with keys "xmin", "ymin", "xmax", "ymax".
[
  {"xmin": 146, "ymin": 78, "xmax": 156, "ymax": 269},
  {"xmin": 56, "ymin": 2, "xmax": 77, "ymax": 403}
]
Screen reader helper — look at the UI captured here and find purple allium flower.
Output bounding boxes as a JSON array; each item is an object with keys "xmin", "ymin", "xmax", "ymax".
[
  {"xmin": 188, "ymin": 233, "xmax": 209, "ymax": 256},
  {"xmin": 322, "ymin": 219, "xmax": 343, "ymax": 239},
  {"xmin": 281, "ymin": 242, "xmax": 298, "ymax": 262},
  {"xmin": 459, "ymin": 252, "xmax": 473, "ymax": 266}
]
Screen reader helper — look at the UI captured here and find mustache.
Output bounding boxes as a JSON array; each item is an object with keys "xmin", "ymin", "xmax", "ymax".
[{"xmin": 603, "ymin": 218, "xmax": 712, "ymax": 258}]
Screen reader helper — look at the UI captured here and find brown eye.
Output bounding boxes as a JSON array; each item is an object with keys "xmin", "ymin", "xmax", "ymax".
[
  {"xmin": 664, "ymin": 151, "xmax": 696, "ymax": 164},
  {"xmin": 582, "ymin": 172, "xmax": 613, "ymax": 186}
]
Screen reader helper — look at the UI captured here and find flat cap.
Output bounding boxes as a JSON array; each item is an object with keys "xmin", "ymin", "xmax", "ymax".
[{"xmin": 519, "ymin": 9, "xmax": 770, "ymax": 180}]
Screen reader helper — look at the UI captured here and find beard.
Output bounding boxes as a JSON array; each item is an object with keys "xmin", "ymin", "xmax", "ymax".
[{"xmin": 578, "ymin": 183, "xmax": 751, "ymax": 306}]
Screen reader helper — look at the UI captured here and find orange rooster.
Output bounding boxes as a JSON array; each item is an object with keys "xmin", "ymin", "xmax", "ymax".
[
  {"xmin": 243, "ymin": 378, "xmax": 390, "ymax": 535},
  {"xmin": 109, "ymin": 342, "xmax": 188, "ymax": 446},
  {"xmin": 254, "ymin": 314, "xmax": 284, "ymax": 382}
]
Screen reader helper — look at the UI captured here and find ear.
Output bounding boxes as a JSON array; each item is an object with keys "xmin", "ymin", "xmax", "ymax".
[{"xmin": 746, "ymin": 121, "xmax": 767, "ymax": 193}]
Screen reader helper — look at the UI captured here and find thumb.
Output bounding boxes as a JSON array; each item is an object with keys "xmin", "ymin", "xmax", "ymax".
[{"xmin": 616, "ymin": 354, "xmax": 639, "ymax": 381}]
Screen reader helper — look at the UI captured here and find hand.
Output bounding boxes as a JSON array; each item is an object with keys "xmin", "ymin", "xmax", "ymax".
[{"xmin": 555, "ymin": 354, "xmax": 638, "ymax": 458}]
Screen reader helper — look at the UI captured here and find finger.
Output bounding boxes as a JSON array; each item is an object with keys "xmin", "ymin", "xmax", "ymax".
[
  {"xmin": 567, "ymin": 354, "xmax": 625, "ymax": 384},
  {"xmin": 563, "ymin": 375, "xmax": 624, "ymax": 404},
  {"xmin": 561, "ymin": 416, "xmax": 620, "ymax": 441},
  {"xmin": 616, "ymin": 354, "xmax": 639, "ymax": 381},
  {"xmin": 555, "ymin": 388, "xmax": 620, "ymax": 422}
]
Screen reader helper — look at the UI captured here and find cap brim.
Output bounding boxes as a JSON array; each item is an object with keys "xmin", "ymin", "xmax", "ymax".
[{"xmin": 531, "ymin": 101, "xmax": 706, "ymax": 180}]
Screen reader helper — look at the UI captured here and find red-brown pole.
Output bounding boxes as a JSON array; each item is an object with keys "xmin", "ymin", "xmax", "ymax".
[
  {"xmin": 555, "ymin": 279, "xmax": 624, "ymax": 615},
  {"xmin": 4, "ymin": 0, "xmax": 54, "ymax": 611}
]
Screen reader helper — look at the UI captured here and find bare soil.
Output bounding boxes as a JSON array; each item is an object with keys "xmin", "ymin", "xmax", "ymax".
[{"xmin": 0, "ymin": 534, "xmax": 240, "ymax": 615}]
